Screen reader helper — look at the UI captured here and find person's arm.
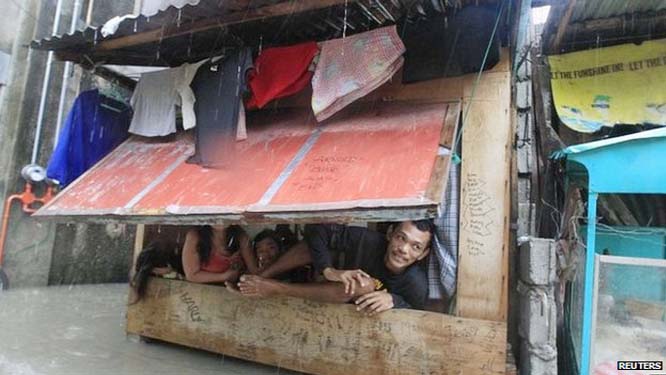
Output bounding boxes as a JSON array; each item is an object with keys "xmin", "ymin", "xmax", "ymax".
[
  {"xmin": 305, "ymin": 224, "xmax": 370, "ymax": 294},
  {"xmin": 238, "ymin": 232, "xmax": 260, "ymax": 275},
  {"xmin": 390, "ymin": 269, "xmax": 428, "ymax": 310},
  {"xmin": 182, "ymin": 229, "xmax": 241, "ymax": 284},
  {"xmin": 237, "ymin": 274, "xmax": 376, "ymax": 304},
  {"xmin": 304, "ymin": 224, "xmax": 335, "ymax": 273}
]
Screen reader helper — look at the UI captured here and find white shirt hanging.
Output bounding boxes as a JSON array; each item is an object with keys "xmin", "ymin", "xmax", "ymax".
[{"xmin": 129, "ymin": 60, "xmax": 204, "ymax": 137}]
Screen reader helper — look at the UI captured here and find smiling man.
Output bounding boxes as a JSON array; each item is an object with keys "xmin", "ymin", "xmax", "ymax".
[{"xmin": 236, "ymin": 221, "xmax": 432, "ymax": 315}]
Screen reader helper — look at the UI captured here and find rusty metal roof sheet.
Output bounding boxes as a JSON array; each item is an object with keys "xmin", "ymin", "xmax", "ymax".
[
  {"xmin": 30, "ymin": 0, "xmax": 499, "ymax": 67},
  {"xmin": 570, "ymin": 0, "xmax": 666, "ymax": 23},
  {"xmin": 34, "ymin": 102, "xmax": 459, "ymax": 224}
]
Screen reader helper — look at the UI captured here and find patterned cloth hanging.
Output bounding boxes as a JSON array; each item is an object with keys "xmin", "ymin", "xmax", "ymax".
[{"xmin": 311, "ymin": 26, "xmax": 405, "ymax": 122}]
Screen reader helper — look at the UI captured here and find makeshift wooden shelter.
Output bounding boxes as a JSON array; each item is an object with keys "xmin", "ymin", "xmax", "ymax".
[{"xmin": 31, "ymin": 1, "xmax": 518, "ymax": 373}]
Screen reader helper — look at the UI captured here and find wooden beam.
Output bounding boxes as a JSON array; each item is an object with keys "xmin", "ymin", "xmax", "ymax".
[
  {"xmin": 425, "ymin": 101, "xmax": 460, "ymax": 202},
  {"xmin": 606, "ymin": 194, "xmax": 640, "ymax": 226},
  {"xmin": 96, "ymin": 0, "xmax": 352, "ymax": 52},
  {"xmin": 456, "ymin": 50, "xmax": 512, "ymax": 322},
  {"xmin": 550, "ymin": 0, "xmax": 577, "ymax": 53},
  {"xmin": 32, "ymin": 205, "xmax": 440, "ymax": 225},
  {"xmin": 597, "ymin": 195, "xmax": 624, "ymax": 226},
  {"xmin": 127, "ymin": 277, "xmax": 507, "ymax": 375},
  {"xmin": 568, "ymin": 9, "xmax": 666, "ymax": 35},
  {"xmin": 131, "ymin": 224, "xmax": 145, "ymax": 277},
  {"xmin": 128, "ymin": 223, "xmax": 145, "ymax": 304}
]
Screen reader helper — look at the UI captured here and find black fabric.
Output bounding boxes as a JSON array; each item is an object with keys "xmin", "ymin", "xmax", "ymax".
[
  {"xmin": 188, "ymin": 48, "xmax": 253, "ymax": 167},
  {"xmin": 132, "ymin": 242, "xmax": 183, "ymax": 300},
  {"xmin": 400, "ymin": 5, "xmax": 501, "ymax": 83},
  {"xmin": 304, "ymin": 224, "xmax": 427, "ymax": 310}
]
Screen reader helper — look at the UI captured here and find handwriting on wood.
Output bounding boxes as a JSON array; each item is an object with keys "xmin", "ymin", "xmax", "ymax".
[
  {"xmin": 294, "ymin": 155, "xmax": 363, "ymax": 192},
  {"xmin": 461, "ymin": 173, "xmax": 497, "ymax": 257},
  {"xmin": 127, "ymin": 278, "xmax": 506, "ymax": 375},
  {"xmin": 456, "ymin": 64, "xmax": 511, "ymax": 322}
]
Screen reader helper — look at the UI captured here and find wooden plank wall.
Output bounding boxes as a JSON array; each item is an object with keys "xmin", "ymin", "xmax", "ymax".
[
  {"xmin": 456, "ymin": 53, "xmax": 512, "ymax": 321},
  {"xmin": 128, "ymin": 277, "xmax": 507, "ymax": 375}
]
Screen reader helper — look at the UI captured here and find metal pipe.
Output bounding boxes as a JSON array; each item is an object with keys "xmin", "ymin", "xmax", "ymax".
[
  {"xmin": 54, "ymin": 0, "xmax": 83, "ymax": 150},
  {"xmin": 0, "ymin": 182, "xmax": 54, "ymax": 269},
  {"xmin": 0, "ymin": 194, "xmax": 21, "ymax": 267},
  {"xmin": 32, "ymin": 0, "xmax": 65, "ymax": 164},
  {"xmin": 580, "ymin": 192, "xmax": 598, "ymax": 375},
  {"xmin": 86, "ymin": 0, "xmax": 95, "ymax": 24}
]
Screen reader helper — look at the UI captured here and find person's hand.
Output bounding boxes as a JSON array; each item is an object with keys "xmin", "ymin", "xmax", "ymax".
[
  {"xmin": 323, "ymin": 267, "xmax": 371, "ymax": 295},
  {"xmin": 354, "ymin": 290, "xmax": 394, "ymax": 316}
]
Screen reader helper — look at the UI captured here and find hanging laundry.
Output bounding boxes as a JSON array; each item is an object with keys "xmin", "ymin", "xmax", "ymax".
[
  {"xmin": 100, "ymin": 14, "xmax": 135, "ymax": 37},
  {"xmin": 400, "ymin": 6, "xmax": 501, "ymax": 83},
  {"xmin": 177, "ymin": 60, "xmax": 206, "ymax": 130},
  {"xmin": 246, "ymin": 41, "xmax": 319, "ymax": 109},
  {"xmin": 236, "ymin": 102, "xmax": 247, "ymax": 141},
  {"xmin": 311, "ymin": 26, "xmax": 405, "ymax": 122},
  {"xmin": 47, "ymin": 89, "xmax": 131, "ymax": 186},
  {"xmin": 187, "ymin": 48, "xmax": 253, "ymax": 167},
  {"xmin": 128, "ymin": 61, "xmax": 203, "ymax": 137}
]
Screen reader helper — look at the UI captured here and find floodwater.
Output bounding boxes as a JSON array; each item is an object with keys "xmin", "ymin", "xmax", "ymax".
[{"xmin": 0, "ymin": 284, "xmax": 300, "ymax": 375}]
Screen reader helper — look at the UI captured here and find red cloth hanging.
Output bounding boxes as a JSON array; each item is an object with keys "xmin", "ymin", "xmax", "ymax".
[{"xmin": 246, "ymin": 41, "xmax": 319, "ymax": 109}]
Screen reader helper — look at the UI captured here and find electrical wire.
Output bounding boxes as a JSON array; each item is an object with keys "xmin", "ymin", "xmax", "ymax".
[{"xmin": 450, "ymin": 0, "xmax": 505, "ymax": 164}]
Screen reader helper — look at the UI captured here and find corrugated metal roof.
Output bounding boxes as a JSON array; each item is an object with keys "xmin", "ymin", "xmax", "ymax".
[
  {"xmin": 30, "ymin": 0, "xmax": 498, "ymax": 67},
  {"xmin": 553, "ymin": 127, "xmax": 666, "ymax": 158},
  {"xmin": 570, "ymin": 0, "xmax": 666, "ymax": 23},
  {"xmin": 543, "ymin": 0, "xmax": 666, "ymax": 54}
]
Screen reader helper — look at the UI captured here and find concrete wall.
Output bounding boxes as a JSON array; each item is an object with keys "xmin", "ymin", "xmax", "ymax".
[
  {"xmin": 0, "ymin": 0, "xmax": 137, "ymax": 289},
  {"xmin": 0, "ymin": 2, "xmax": 22, "ymax": 53}
]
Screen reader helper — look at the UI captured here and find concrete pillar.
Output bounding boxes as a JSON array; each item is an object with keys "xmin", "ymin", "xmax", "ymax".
[{"xmin": 518, "ymin": 238, "xmax": 558, "ymax": 375}]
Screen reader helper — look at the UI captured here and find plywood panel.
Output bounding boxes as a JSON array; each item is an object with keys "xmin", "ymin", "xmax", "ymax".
[
  {"xmin": 273, "ymin": 50, "xmax": 509, "ymax": 110},
  {"xmin": 127, "ymin": 278, "xmax": 507, "ymax": 375},
  {"xmin": 456, "ymin": 58, "xmax": 512, "ymax": 322}
]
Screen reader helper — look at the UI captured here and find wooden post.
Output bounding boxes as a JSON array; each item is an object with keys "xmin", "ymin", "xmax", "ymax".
[
  {"xmin": 131, "ymin": 224, "xmax": 145, "ymax": 278},
  {"xmin": 550, "ymin": 0, "xmax": 577, "ymax": 53},
  {"xmin": 127, "ymin": 223, "xmax": 145, "ymax": 304},
  {"xmin": 456, "ymin": 51, "xmax": 512, "ymax": 322}
]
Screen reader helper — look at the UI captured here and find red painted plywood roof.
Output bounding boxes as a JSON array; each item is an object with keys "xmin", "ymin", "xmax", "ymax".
[{"xmin": 35, "ymin": 102, "xmax": 457, "ymax": 224}]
